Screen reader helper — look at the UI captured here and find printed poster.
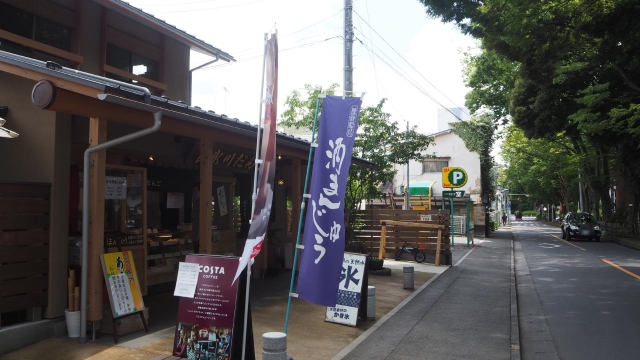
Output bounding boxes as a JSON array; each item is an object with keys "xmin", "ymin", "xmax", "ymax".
[
  {"xmin": 325, "ymin": 253, "xmax": 366, "ymax": 327},
  {"xmin": 173, "ymin": 255, "xmax": 240, "ymax": 359},
  {"xmin": 100, "ymin": 251, "xmax": 145, "ymax": 317},
  {"xmin": 105, "ymin": 176, "xmax": 127, "ymax": 200},
  {"xmin": 217, "ymin": 186, "xmax": 228, "ymax": 217},
  {"xmin": 167, "ymin": 192, "xmax": 185, "ymax": 209}
]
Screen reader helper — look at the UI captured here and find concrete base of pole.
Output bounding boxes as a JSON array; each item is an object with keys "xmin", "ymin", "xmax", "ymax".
[
  {"xmin": 403, "ymin": 266, "xmax": 414, "ymax": 289},
  {"xmin": 367, "ymin": 286, "xmax": 376, "ymax": 320},
  {"xmin": 263, "ymin": 332, "xmax": 291, "ymax": 360}
]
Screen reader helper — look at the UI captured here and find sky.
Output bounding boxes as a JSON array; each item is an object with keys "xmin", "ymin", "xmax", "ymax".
[{"xmin": 125, "ymin": 0, "xmax": 479, "ymax": 136}]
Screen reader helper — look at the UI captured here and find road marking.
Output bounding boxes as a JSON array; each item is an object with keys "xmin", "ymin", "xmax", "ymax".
[
  {"xmin": 539, "ymin": 243, "xmax": 561, "ymax": 248},
  {"xmin": 602, "ymin": 258, "xmax": 640, "ymax": 280},
  {"xmin": 546, "ymin": 233, "xmax": 586, "ymax": 251}
]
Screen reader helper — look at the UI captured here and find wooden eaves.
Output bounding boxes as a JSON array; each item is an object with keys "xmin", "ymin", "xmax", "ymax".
[{"xmin": 1, "ymin": 49, "xmax": 374, "ymax": 167}]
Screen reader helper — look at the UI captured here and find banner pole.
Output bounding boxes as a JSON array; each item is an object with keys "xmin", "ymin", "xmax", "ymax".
[
  {"xmin": 242, "ymin": 32, "xmax": 268, "ymax": 360},
  {"xmin": 283, "ymin": 93, "xmax": 322, "ymax": 333},
  {"xmin": 250, "ymin": 32, "xmax": 269, "ymax": 220}
]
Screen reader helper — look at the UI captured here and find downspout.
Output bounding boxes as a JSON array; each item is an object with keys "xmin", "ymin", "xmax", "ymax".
[
  {"xmin": 189, "ymin": 53, "xmax": 220, "ymax": 105},
  {"xmin": 79, "ymin": 106, "xmax": 162, "ymax": 343}
]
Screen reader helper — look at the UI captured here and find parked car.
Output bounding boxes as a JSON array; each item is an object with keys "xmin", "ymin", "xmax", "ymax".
[
  {"xmin": 515, "ymin": 212, "xmax": 523, "ymax": 220},
  {"xmin": 561, "ymin": 212, "xmax": 601, "ymax": 242}
]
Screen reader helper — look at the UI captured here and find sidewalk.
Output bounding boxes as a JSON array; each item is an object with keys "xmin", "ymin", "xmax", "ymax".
[
  {"xmin": 336, "ymin": 230, "xmax": 515, "ymax": 360},
  {"xmin": 1, "ymin": 256, "xmax": 453, "ymax": 359}
]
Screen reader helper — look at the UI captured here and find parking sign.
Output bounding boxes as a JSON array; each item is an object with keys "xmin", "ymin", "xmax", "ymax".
[{"xmin": 442, "ymin": 167, "xmax": 468, "ymax": 188}]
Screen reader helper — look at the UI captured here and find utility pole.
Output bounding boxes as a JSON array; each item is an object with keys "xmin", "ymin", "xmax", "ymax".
[
  {"xmin": 404, "ymin": 121, "xmax": 410, "ymax": 210},
  {"xmin": 344, "ymin": 0, "xmax": 354, "ymax": 93}
]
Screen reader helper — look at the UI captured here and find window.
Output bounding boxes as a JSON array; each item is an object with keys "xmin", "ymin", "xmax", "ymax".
[
  {"xmin": 0, "ymin": 2, "xmax": 73, "ymax": 52},
  {"xmin": 106, "ymin": 43, "xmax": 159, "ymax": 82},
  {"xmin": 422, "ymin": 159, "xmax": 449, "ymax": 173}
]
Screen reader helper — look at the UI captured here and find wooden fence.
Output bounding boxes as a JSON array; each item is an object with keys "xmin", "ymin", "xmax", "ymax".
[
  {"xmin": 354, "ymin": 209, "xmax": 451, "ymax": 265},
  {"xmin": 0, "ymin": 183, "xmax": 51, "ymax": 327},
  {"xmin": 601, "ymin": 222, "xmax": 639, "ymax": 238}
]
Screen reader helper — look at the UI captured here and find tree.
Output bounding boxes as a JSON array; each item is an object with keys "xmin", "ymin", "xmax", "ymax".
[
  {"xmin": 281, "ymin": 85, "xmax": 433, "ymax": 244},
  {"xmin": 420, "ymin": 0, "xmax": 640, "ymax": 222}
]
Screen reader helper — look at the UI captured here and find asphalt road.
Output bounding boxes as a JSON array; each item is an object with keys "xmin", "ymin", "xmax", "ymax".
[{"xmin": 513, "ymin": 219, "xmax": 640, "ymax": 360}]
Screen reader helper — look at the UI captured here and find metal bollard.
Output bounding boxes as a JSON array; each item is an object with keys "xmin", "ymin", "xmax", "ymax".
[
  {"xmin": 263, "ymin": 332, "xmax": 288, "ymax": 360},
  {"xmin": 403, "ymin": 266, "xmax": 414, "ymax": 289},
  {"xmin": 367, "ymin": 286, "xmax": 376, "ymax": 320}
]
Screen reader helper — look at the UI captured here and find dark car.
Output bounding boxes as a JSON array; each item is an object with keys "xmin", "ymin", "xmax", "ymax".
[{"xmin": 561, "ymin": 212, "xmax": 601, "ymax": 242}]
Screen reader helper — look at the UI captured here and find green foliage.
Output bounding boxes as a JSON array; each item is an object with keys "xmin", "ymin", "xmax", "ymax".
[
  {"xmin": 522, "ymin": 210, "xmax": 539, "ymax": 216},
  {"xmin": 420, "ymin": 0, "xmax": 640, "ymax": 223},
  {"xmin": 489, "ymin": 220, "xmax": 498, "ymax": 232},
  {"xmin": 450, "ymin": 113, "xmax": 497, "ymax": 203},
  {"xmin": 281, "ymin": 84, "xmax": 433, "ymax": 244}
]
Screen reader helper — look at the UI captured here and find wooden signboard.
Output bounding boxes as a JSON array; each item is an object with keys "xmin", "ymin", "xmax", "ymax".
[{"xmin": 100, "ymin": 251, "xmax": 148, "ymax": 343}]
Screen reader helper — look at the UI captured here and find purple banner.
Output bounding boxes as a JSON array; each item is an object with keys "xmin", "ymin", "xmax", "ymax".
[{"xmin": 297, "ymin": 95, "xmax": 362, "ymax": 306}]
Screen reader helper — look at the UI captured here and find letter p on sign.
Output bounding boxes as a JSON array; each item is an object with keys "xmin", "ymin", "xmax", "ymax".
[{"xmin": 442, "ymin": 167, "xmax": 468, "ymax": 188}]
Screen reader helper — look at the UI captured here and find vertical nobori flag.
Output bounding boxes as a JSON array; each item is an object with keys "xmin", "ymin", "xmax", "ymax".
[
  {"xmin": 233, "ymin": 33, "xmax": 278, "ymax": 283},
  {"xmin": 297, "ymin": 96, "xmax": 362, "ymax": 306}
]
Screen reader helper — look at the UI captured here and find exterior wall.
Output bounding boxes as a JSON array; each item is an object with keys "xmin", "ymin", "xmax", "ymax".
[
  {"xmin": 107, "ymin": 9, "xmax": 162, "ymax": 47},
  {"xmin": 0, "ymin": 0, "xmax": 209, "ymax": 320},
  {"xmin": 79, "ymin": 0, "xmax": 102, "ymax": 74},
  {"xmin": 0, "ymin": 73, "xmax": 56, "ymax": 182},
  {"xmin": 393, "ymin": 131, "xmax": 482, "ymax": 202},
  {"xmin": 0, "ymin": 71, "xmax": 71, "ymax": 318},
  {"xmin": 48, "ymin": 113, "xmax": 71, "ymax": 318},
  {"xmin": 163, "ymin": 37, "xmax": 190, "ymax": 102}
]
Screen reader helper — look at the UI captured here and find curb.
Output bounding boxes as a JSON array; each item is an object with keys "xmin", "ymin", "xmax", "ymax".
[
  {"xmin": 331, "ymin": 244, "xmax": 479, "ymax": 360},
  {"xmin": 603, "ymin": 236, "xmax": 640, "ymax": 251},
  {"xmin": 510, "ymin": 234, "xmax": 521, "ymax": 360}
]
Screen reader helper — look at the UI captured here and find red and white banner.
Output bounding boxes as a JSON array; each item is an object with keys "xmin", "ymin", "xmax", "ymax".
[{"xmin": 233, "ymin": 33, "xmax": 278, "ymax": 283}]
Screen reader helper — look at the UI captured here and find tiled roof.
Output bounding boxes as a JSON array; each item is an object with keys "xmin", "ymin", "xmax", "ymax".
[
  {"xmin": 93, "ymin": 0, "xmax": 235, "ymax": 62},
  {"xmin": 0, "ymin": 50, "xmax": 373, "ymax": 167}
]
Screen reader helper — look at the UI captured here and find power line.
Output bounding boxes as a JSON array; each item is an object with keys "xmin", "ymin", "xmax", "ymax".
[
  {"xmin": 152, "ymin": 0, "xmax": 267, "ymax": 13},
  {"xmin": 285, "ymin": 9, "xmax": 343, "ymax": 37},
  {"xmin": 138, "ymin": 0, "xmax": 224, "ymax": 7},
  {"xmin": 352, "ymin": 27, "xmax": 407, "ymax": 121},
  {"xmin": 355, "ymin": 38, "xmax": 463, "ymax": 121},
  {"xmin": 223, "ymin": 10, "xmax": 343, "ymax": 57},
  {"xmin": 353, "ymin": 10, "xmax": 471, "ymax": 119},
  {"xmin": 200, "ymin": 36, "xmax": 342, "ymax": 70}
]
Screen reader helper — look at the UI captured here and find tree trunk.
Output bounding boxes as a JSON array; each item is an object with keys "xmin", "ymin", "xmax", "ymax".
[{"xmin": 615, "ymin": 143, "xmax": 639, "ymax": 224}]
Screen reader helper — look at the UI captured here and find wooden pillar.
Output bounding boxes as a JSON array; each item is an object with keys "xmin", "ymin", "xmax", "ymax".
[
  {"xmin": 199, "ymin": 139, "xmax": 213, "ymax": 254},
  {"xmin": 98, "ymin": 8, "xmax": 106, "ymax": 76},
  {"xmin": 290, "ymin": 157, "xmax": 301, "ymax": 269},
  {"xmin": 87, "ymin": 117, "xmax": 106, "ymax": 322}
]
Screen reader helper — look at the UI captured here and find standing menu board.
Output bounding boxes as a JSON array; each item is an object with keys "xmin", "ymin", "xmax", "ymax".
[
  {"xmin": 325, "ymin": 253, "xmax": 367, "ymax": 327},
  {"xmin": 172, "ymin": 255, "xmax": 254, "ymax": 360},
  {"xmin": 101, "ymin": 251, "xmax": 145, "ymax": 317}
]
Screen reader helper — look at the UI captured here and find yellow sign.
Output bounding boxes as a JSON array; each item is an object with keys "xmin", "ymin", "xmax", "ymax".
[
  {"xmin": 101, "ymin": 251, "xmax": 145, "ymax": 317},
  {"xmin": 442, "ymin": 167, "xmax": 468, "ymax": 188}
]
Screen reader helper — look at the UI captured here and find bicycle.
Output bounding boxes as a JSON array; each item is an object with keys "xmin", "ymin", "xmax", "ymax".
[{"xmin": 394, "ymin": 240, "xmax": 426, "ymax": 263}]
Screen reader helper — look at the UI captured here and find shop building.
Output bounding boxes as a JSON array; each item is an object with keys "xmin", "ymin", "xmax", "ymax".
[{"xmin": 0, "ymin": 0, "xmax": 370, "ymax": 350}]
